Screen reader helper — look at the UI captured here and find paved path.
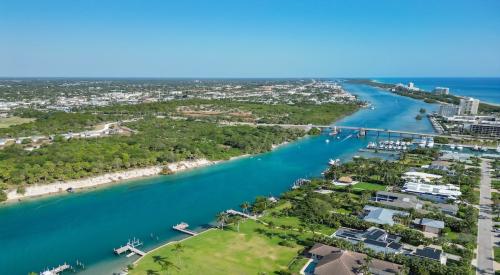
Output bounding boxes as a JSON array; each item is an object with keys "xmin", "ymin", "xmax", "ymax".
[{"xmin": 477, "ymin": 159, "xmax": 494, "ymax": 275}]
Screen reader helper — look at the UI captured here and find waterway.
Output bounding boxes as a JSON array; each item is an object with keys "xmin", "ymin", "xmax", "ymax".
[{"xmin": 0, "ymin": 83, "xmax": 437, "ymax": 275}]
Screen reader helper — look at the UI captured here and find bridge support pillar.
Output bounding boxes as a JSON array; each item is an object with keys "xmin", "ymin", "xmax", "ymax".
[{"xmin": 359, "ymin": 128, "xmax": 366, "ymax": 137}]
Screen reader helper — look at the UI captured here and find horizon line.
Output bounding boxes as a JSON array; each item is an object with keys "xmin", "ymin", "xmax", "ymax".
[{"xmin": 1, "ymin": 76, "xmax": 500, "ymax": 79}]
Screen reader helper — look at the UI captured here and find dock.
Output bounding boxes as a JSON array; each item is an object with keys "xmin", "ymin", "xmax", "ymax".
[
  {"xmin": 226, "ymin": 209, "xmax": 257, "ymax": 220},
  {"xmin": 114, "ymin": 238, "xmax": 146, "ymax": 257},
  {"xmin": 40, "ymin": 263, "xmax": 72, "ymax": 275},
  {"xmin": 172, "ymin": 222, "xmax": 198, "ymax": 236}
]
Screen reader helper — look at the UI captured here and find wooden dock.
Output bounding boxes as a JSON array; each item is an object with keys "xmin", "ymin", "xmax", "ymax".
[
  {"xmin": 226, "ymin": 209, "xmax": 257, "ymax": 220},
  {"xmin": 40, "ymin": 263, "xmax": 72, "ymax": 275},
  {"xmin": 172, "ymin": 222, "xmax": 198, "ymax": 236},
  {"xmin": 114, "ymin": 238, "xmax": 146, "ymax": 257}
]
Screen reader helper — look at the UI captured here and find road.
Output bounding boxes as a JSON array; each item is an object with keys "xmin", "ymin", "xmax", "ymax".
[{"xmin": 477, "ymin": 159, "xmax": 494, "ymax": 275}]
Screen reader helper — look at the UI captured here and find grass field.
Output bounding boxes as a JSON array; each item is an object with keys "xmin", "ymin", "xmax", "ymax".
[
  {"xmin": 353, "ymin": 182, "xmax": 386, "ymax": 191},
  {"xmin": 0, "ymin": 116, "xmax": 35, "ymax": 128},
  {"xmin": 131, "ymin": 220, "xmax": 303, "ymax": 275},
  {"xmin": 495, "ymin": 247, "xmax": 500, "ymax": 263}
]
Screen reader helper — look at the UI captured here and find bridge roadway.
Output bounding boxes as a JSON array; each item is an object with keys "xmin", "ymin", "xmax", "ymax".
[{"xmin": 223, "ymin": 122, "xmax": 494, "ymax": 140}]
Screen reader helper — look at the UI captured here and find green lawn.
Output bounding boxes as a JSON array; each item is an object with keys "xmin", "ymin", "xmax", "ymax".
[
  {"xmin": 0, "ymin": 116, "xmax": 35, "ymax": 128},
  {"xmin": 495, "ymin": 247, "xmax": 500, "ymax": 263},
  {"xmin": 353, "ymin": 182, "xmax": 386, "ymax": 191},
  {"xmin": 131, "ymin": 220, "xmax": 303, "ymax": 275}
]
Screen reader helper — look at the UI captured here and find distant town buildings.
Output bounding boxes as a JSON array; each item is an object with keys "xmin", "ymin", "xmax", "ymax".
[{"xmin": 0, "ymin": 79, "xmax": 359, "ymax": 116}]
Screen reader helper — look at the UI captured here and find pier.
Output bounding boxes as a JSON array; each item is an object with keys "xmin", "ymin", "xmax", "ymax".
[
  {"xmin": 40, "ymin": 263, "xmax": 72, "ymax": 275},
  {"xmin": 226, "ymin": 209, "xmax": 258, "ymax": 220},
  {"xmin": 172, "ymin": 222, "xmax": 198, "ymax": 236},
  {"xmin": 114, "ymin": 238, "xmax": 146, "ymax": 257}
]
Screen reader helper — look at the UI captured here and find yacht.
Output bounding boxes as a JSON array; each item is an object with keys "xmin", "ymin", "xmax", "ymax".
[
  {"xmin": 457, "ymin": 145, "xmax": 464, "ymax": 151},
  {"xmin": 473, "ymin": 145, "xmax": 480, "ymax": 151},
  {"xmin": 481, "ymin": 147, "xmax": 488, "ymax": 152},
  {"xmin": 419, "ymin": 138, "xmax": 427, "ymax": 148},
  {"xmin": 325, "ymin": 139, "xmax": 330, "ymax": 143},
  {"xmin": 426, "ymin": 138, "xmax": 434, "ymax": 148},
  {"xmin": 496, "ymin": 145, "xmax": 500, "ymax": 153},
  {"xmin": 328, "ymin": 159, "xmax": 340, "ymax": 166},
  {"xmin": 449, "ymin": 144, "xmax": 456, "ymax": 150}
]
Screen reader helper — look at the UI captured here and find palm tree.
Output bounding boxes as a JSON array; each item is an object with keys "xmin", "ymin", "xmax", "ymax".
[
  {"xmin": 359, "ymin": 255, "xmax": 373, "ymax": 275},
  {"xmin": 159, "ymin": 259, "xmax": 179, "ymax": 275},
  {"xmin": 173, "ymin": 242, "xmax": 185, "ymax": 267},
  {"xmin": 233, "ymin": 216, "xmax": 243, "ymax": 232},
  {"xmin": 216, "ymin": 212, "xmax": 229, "ymax": 230},
  {"xmin": 240, "ymin": 201, "xmax": 250, "ymax": 214}
]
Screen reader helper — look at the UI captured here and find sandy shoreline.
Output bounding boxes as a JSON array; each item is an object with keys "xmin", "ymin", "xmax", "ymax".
[
  {"xmin": 5, "ymin": 159, "xmax": 215, "ymax": 203},
  {"xmin": 3, "ymin": 139, "xmax": 296, "ymax": 204}
]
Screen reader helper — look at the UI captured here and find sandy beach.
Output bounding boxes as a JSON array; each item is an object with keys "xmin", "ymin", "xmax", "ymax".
[
  {"xmin": 6, "ymin": 159, "xmax": 215, "ymax": 202},
  {"xmin": 4, "ymin": 139, "xmax": 293, "ymax": 203}
]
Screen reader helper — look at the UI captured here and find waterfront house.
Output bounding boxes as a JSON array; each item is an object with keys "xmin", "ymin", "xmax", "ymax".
[
  {"xmin": 332, "ymin": 176, "xmax": 357, "ymax": 187},
  {"xmin": 362, "ymin": 205, "xmax": 409, "ymax": 226},
  {"xmin": 332, "ymin": 227, "xmax": 403, "ymax": 254},
  {"xmin": 373, "ymin": 191, "xmax": 423, "ymax": 210},
  {"xmin": 306, "ymin": 243, "xmax": 403, "ymax": 275},
  {"xmin": 403, "ymin": 171, "xmax": 442, "ymax": 183},
  {"xmin": 433, "ymin": 203, "xmax": 459, "ymax": 216},
  {"xmin": 402, "ymin": 182, "xmax": 461, "ymax": 202},
  {"xmin": 413, "ymin": 218, "xmax": 445, "ymax": 235}
]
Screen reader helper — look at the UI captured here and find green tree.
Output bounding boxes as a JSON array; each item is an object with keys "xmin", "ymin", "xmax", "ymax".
[
  {"xmin": 216, "ymin": 212, "xmax": 229, "ymax": 230},
  {"xmin": 240, "ymin": 201, "xmax": 250, "ymax": 214}
]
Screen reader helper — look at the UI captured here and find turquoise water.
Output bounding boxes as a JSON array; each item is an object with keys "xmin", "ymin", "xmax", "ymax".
[
  {"xmin": 375, "ymin": 77, "xmax": 500, "ymax": 104},
  {"xmin": 0, "ymin": 83, "xmax": 437, "ymax": 275}
]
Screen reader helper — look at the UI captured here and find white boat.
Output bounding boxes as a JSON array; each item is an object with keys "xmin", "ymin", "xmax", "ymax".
[
  {"xmin": 328, "ymin": 159, "xmax": 340, "ymax": 166},
  {"xmin": 473, "ymin": 145, "xmax": 480, "ymax": 151},
  {"xmin": 403, "ymin": 145, "xmax": 407, "ymax": 150},
  {"xmin": 496, "ymin": 146, "xmax": 500, "ymax": 153},
  {"xmin": 325, "ymin": 139, "xmax": 330, "ymax": 143},
  {"xmin": 457, "ymin": 145, "xmax": 463, "ymax": 151},
  {"xmin": 449, "ymin": 144, "xmax": 456, "ymax": 150},
  {"xmin": 481, "ymin": 147, "xmax": 488, "ymax": 152},
  {"xmin": 419, "ymin": 138, "xmax": 427, "ymax": 148},
  {"xmin": 426, "ymin": 138, "xmax": 434, "ymax": 148}
]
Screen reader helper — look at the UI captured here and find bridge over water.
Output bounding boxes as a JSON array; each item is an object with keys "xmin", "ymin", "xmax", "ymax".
[{"xmin": 225, "ymin": 122, "xmax": 496, "ymax": 141}]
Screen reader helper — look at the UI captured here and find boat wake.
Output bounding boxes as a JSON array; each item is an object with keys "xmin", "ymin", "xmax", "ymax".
[{"xmin": 339, "ymin": 134, "xmax": 353, "ymax": 143}]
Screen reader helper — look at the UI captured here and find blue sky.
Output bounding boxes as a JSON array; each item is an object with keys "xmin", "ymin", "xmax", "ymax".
[{"xmin": 1, "ymin": 0, "xmax": 500, "ymax": 77}]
